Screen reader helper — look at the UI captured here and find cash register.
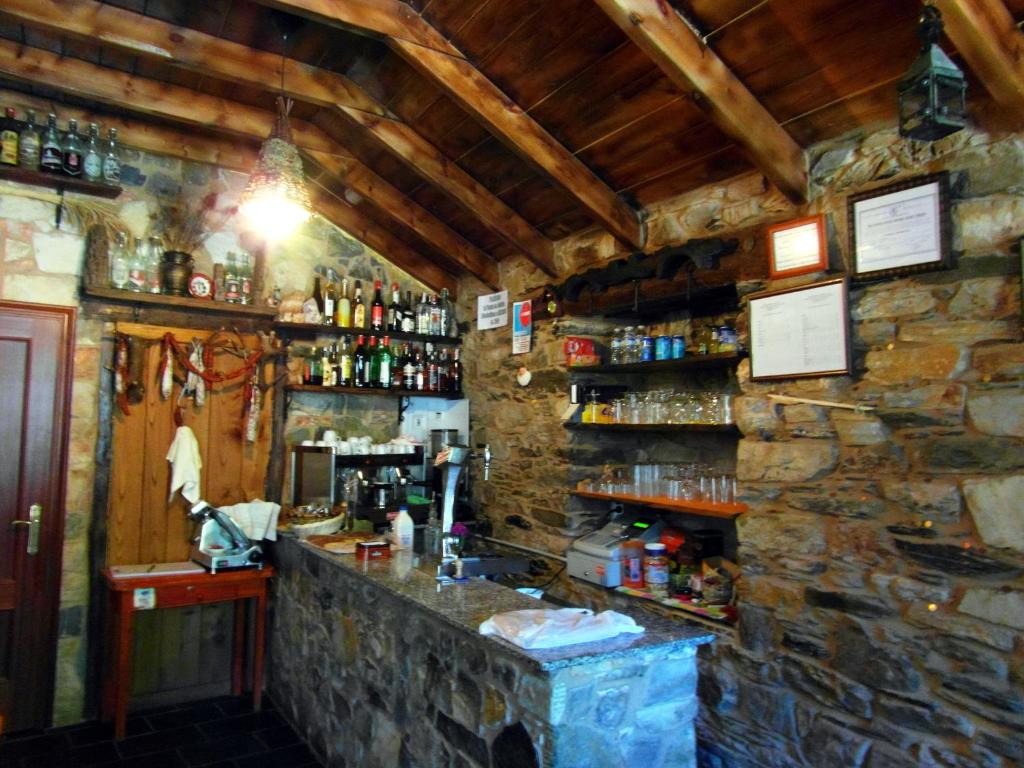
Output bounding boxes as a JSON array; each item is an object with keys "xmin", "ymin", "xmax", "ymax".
[{"xmin": 567, "ymin": 512, "xmax": 664, "ymax": 587}]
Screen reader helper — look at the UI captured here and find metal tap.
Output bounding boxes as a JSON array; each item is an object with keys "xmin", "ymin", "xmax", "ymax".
[{"xmin": 477, "ymin": 442, "xmax": 492, "ymax": 481}]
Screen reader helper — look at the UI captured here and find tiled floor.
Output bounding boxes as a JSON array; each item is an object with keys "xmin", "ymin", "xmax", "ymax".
[{"xmin": 0, "ymin": 695, "xmax": 324, "ymax": 768}]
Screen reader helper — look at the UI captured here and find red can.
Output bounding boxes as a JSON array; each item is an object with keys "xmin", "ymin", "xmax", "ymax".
[{"xmin": 621, "ymin": 539, "xmax": 645, "ymax": 588}]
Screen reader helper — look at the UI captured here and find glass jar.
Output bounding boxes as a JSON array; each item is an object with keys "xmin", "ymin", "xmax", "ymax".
[{"xmin": 644, "ymin": 542, "xmax": 670, "ymax": 598}]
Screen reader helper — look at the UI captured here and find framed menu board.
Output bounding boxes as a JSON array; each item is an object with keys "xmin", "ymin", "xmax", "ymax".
[{"xmin": 749, "ymin": 277, "xmax": 850, "ymax": 381}]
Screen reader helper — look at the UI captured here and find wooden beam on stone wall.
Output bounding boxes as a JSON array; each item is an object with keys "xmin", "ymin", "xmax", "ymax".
[
  {"xmin": 592, "ymin": 0, "xmax": 808, "ymax": 204},
  {"xmin": 339, "ymin": 107, "xmax": 557, "ymax": 276},
  {"xmin": 309, "ymin": 180, "xmax": 459, "ymax": 295},
  {"xmin": 389, "ymin": 39, "xmax": 646, "ymax": 251},
  {"xmin": 306, "ymin": 150, "xmax": 501, "ymax": 289},
  {"xmin": 933, "ymin": 0, "xmax": 1024, "ymax": 119}
]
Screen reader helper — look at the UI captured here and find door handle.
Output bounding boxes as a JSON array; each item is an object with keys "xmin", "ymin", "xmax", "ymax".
[{"xmin": 10, "ymin": 503, "xmax": 41, "ymax": 555}]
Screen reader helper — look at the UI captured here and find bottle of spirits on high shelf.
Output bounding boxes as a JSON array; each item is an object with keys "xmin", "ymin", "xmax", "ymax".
[
  {"xmin": 399, "ymin": 343, "xmax": 414, "ymax": 390},
  {"xmin": 438, "ymin": 348, "xmax": 450, "ymax": 392},
  {"xmin": 82, "ymin": 123, "xmax": 102, "ymax": 181},
  {"xmin": 353, "ymin": 335, "xmax": 367, "ymax": 388},
  {"xmin": 378, "ymin": 336, "xmax": 393, "ymax": 389},
  {"xmin": 311, "ymin": 276, "xmax": 324, "ymax": 317},
  {"xmin": 370, "ymin": 279, "xmax": 385, "ymax": 331},
  {"xmin": 415, "ymin": 293, "xmax": 430, "ymax": 335},
  {"xmin": 0, "ymin": 107, "xmax": 19, "ymax": 166},
  {"xmin": 225, "ymin": 254, "xmax": 242, "ymax": 303},
  {"xmin": 18, "ymin": 110, "xmax": 40, "ymax": 170},
  {"xmin": 309, "ymin": 346, "xmax": 323, "ymax": 386},
  {"xmin": 429, "ymin": 294, "xmax": 442, "ymax": 337},
  {"xmin": 439, "ymin": 288, "xmax": 456, "ymax": 337},
  {"xmin": 338, "ymin": 335, "xmax": 354, "ymax": 387},
  {"xmin": 401, "ymin": 290, "xmax": 416, "ymax": 333},
  {"xmin": 127, "ymin": 239, "xmax": 146, "ymax": 292},
  {"xmin": 40, "ymin": 114, "xmax": 63, "ymax": 174},
  {"xmin": 352, "ymin": 280, "xmax": 366, "ymax": 328},
  {"xmin": 102, "ymin": 128, "xmax": 121, "ymax": 184},
  {"xmin": 450, "ymin": 348, "xmax": 462, "ymax": 394},
  {"xmin": 323, "ymin": 279, "xmax": 337, "ymax": 326},
  {"xmin": 62, "ymin": 119, "xmax": 84, "ymax": 177},
  {"xmin": 239, "ymin": 255, "xmax": 252, "ymax": 305},
  {"xmin": 109, "ymin": 231, "xmax": 130, "ymax": 290},
  {"xmin": 336, "ymin": 277, "xmax": 351, "ymax": 327},
  {"xmin": 365, "ymin": 336, "xmax": 379, "ymax": 388},
  {"xmin": 424, "ymin": 343, "xmax": 437, "ymax": 392},
  {"xmin": 387, "ymin": 282, "xmax": 402, "ymax": 332}
]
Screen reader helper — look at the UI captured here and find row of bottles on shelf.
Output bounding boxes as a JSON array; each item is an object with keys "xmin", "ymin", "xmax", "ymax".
[
  {"xmin": 307, "ymin": 275, "xmax": 458, "ymax": 337},
  {"xmin": 300, "ymin": 337, "xmax": 462, "ymax": 394},
  {"xmin": 608, "ymin": 323, "xmax": 739, "ymax": 365},
  {"xmin": 0, "ymin": 108, "xmax": 121, "ymax": 182}
]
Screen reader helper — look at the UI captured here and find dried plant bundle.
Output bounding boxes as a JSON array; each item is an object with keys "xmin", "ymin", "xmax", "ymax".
[
  {"xmin": 152, "ymin": 191, "xmax": 235, "ymax": 253},
  {"xmin": 0, "ymin": 184, "xmax": 121, "ymax": 242}
]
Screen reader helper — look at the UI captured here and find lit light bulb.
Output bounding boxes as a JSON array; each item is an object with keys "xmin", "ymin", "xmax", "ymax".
[
  {"xmin": 927, "ymin": 603, "xmax": 938, "ymax": 612},
  {"xmin": 239, "ymin": 187, "xmax": 310, "ymax": 241}
]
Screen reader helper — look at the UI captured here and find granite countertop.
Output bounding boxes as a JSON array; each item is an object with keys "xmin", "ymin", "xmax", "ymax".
[{"xmin": 286, "ymin": 538, "xmax": 714, "ymax": 671}]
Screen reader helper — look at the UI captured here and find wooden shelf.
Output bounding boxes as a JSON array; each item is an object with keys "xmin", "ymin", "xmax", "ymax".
[
  {"xmin": 567, "ymin": 352, "xmax": 745, "ymax": 375},
  {"xmin": 569, "ymin": 489, "xmax": 745, "ymax": 518},
  {"xmin": 275, "ymin": 321, "xmax": 460, "ymax": 346},
  {"xmin": 612, "ymin": 586, "xmax": 737, "ymax": 625},
  {"xmin": 0, "ymin": 164, "xmax": 122, "ymax": 199},
  {"xmin": 292, "ymin": 445, "xmax": 425, "ymax": 467},
  {"xmin": 286, "ymin": 384, "xmax": 462, "ymax": 400},
  {"xmin": 564, "ymin": 422, "xmax": 738, "ymax": 434},
  {"xmin": 81, "ymin": 286, "xmax": 279, "ymax": 318}
]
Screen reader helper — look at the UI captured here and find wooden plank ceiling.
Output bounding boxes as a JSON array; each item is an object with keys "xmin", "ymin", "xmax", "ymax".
[{"xmin": 0, "ymin": 0, "xmax": 1022, "ymax": 290}]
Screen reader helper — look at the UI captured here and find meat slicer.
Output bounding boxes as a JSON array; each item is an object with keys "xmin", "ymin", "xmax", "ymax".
[{"xmin": 188, "ymin": 500, "xmax": 264, "ymax": 574}]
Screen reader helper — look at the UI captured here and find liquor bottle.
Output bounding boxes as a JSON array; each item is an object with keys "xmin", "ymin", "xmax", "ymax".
[
  {"xmin": 387, "ymin": 282, "xmax": 401, "ymax": 332},
  {"xmin": 309, "ymin": 346, "xmax": 323, "ymax": 386},
  {"xmin": 239, "ymin": 254, "xmax": 253, "ymax": 305},
  {"xmin": 353, "ymin": 335, "xmax": 367, "ymax": 388},
  {"xmin": 82, "ymin": 123, "xmax": 102, "ymax": 181},
  {"xmin": 321, "ymin": 345, "xmax": 334, "ymax": 387},
  {"xmin": 427, "ymin": 344, "xmax": 439, "ymax": 392},
  {"xmin": 102, "ymin": 128, "xmax": 121, "ymax": 183},
  {"xmin": 311, "ymin": 276, "xmax": 324, "ymax": 317},
  {"xmin": 338, "ymin": 335, "xmax": 354, "ymax": 387},
  {"xmin": 18, "ymin": 110, "xmax": 40, "ymax": 169},
  {"xmin": 365, "ymin": 336, "xmax": 379, "ymax": 388},
  {"xmin": 401, "ymin": 290, "xmax": 416, "ymax": 333},
  {"xmin": 415, "ymin": 293, "xmax": 430, "ymax": 335},
  {"xmin": 302, "ymin": 348, "xmax": 313, "ymax": 385},
  {"xmin": 370, "ymin": 279, "xmax": 385, "ymax": 331},
  {"xmin": 40, "ymin": 114, "xmax": 63, "ymax": 174},
  {"xmin": 225, "ymin": 254, "xmax": 241, "ymax": 303},
  {"xmin": 323, "ymin": 280, "xmax": 337, "ymax": 326},
  {"xmin": 0, "ymin": 107, "xmax": 19, "ymax": 166},
  {"xmin": 429, "ymin": 294, "xmax": 442, "ymax": 337},
  {"xmin": 337, "ymin": 277, "xmax": 351, "ymax": 327},
  {"xmin": 414, "ymin": 347, "xmax": 426, "ymax": 391},
  {"xmin": 401, "ymin": 344, "xmax": 416, "ymax": 390},
  {"xmin": 146, "ymin": 236, "xmax": 163, "ymax": 294},
  {"xmin": 127, "ymin": 238, "xmax": 147, "ymax": 292},
  {"xmin": 437, "ymin": 348, "xmax": 450, "ymax": 393},
  {"xmin": 450, "ymin": 348, "xmax": 462, "ymax": 394},
  {"xmin": 352, "ymin": 280, "xmax": 366, "ymax": 328},
  {"xmin": 439, "ymin": 288, "xmax": 457, "ymax": 337},
  {"xmin": 378, "ymin": 336, "xmax": 393, "ymax": 389},
  {"xmin": 62, "ymin": 119, "xmax": 84, "ymax": 177},
  {"xmin": 109, "ymin": 231, "xmax": 130, "ymax": 290}
]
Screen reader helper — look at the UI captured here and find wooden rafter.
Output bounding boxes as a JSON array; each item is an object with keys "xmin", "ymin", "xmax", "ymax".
[
  {"xmin": 309, "ymin": 180, "xmax": 458, "ymax": 295},
  {"xmin": 592, "ymin": 0, "xmax": 807, "ymax": 204},
  {"xmin": 306, "ymin": 151, "xmax": 501, "ymax": 290},
  {"xmin": 933, "ymin": 0, "xmax": 1024, "ymax": 118},
  {"xmin": 339, "ymin": 107, "xmax": 558, "ymax": 276}
]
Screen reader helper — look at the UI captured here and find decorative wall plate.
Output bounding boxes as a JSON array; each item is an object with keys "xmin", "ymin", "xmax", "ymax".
[{"xmin": 188, "ymin": 273, "xmax": 213, "ymax": 299}]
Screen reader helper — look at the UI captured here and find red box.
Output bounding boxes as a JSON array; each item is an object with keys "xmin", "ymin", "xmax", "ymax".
[
  {"xmin": 563, "ymin": 336, "xmax": 603, "ymax": 367},
  {"xmin": 356, "ymin": 541, "xmax": 391, "ymax": 561}
]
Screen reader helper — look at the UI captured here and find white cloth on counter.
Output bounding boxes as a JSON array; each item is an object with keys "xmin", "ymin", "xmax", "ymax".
[
  {"xmin": 166, "ymin": 426, "xmax": 202, "ymax": 504},
  {"xmin": 219, "ymin": 499, "xmax": 280, "ymax": 541},
  {"xmin": 479, "ymin": 608, "xmax": 644, "ymax": 649}
]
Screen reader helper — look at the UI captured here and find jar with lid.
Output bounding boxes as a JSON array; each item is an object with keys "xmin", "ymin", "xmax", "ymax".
[
  {"xmin": 644, "ymin": 542, "xmax": 670, "ymax": 598},
  {"xmin": 621, "ymin": 539, "xmax": 645, "ymax": 588}
]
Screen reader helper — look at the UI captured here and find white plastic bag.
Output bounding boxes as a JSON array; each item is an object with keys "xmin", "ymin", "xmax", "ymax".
[{"xmin": 479, "ymin": 608, "xmax": 644, "ymax": 649}]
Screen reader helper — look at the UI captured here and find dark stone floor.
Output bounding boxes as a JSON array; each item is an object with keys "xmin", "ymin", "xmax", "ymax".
[{"xmin": 0, "ymin": 695, "xmax": 323, "ymax": 768}]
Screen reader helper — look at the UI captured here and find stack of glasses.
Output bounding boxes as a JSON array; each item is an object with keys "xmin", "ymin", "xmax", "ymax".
[{"xmin": 583, "ymin": 463, "xmax": 738, "ymax": 505}]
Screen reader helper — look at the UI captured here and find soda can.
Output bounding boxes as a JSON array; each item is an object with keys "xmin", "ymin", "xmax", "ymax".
[
  {"xmin": 654, "ymin": 335, "xmax": 672, "ymax": 360},
  {"xmin": 640, "ymin": 336, "xmax": 655, "ymax": 362},
  {"xmin": 671, "ymin": 335, "xmax": 686, "ymax": 358}
]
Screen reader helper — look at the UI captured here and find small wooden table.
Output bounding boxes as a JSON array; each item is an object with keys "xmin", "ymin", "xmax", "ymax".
[{"xmin": 101, "ymin": 565, "xmax": 274, "ymax": 740}]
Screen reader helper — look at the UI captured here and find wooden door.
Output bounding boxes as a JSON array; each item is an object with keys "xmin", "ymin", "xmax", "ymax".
[{"xmin": 0, "ymin": 302, "xmax": 75, "ymax": 732}]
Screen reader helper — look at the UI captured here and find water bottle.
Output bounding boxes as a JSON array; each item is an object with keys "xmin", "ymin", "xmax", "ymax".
[{"xmin": 609, "ymin": 327, "xmax": 622, "ymax": 365}]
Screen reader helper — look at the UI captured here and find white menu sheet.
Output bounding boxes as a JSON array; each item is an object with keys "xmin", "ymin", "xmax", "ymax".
[
  {"xmin": 750, "ymin": 280, "xmax": 849, "ymax": 380},
  {"xmin": 854, "ymin": 181, "xmax": 941, "ymax": 273}
]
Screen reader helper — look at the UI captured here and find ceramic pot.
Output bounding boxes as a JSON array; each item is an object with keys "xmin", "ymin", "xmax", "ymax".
[{"xmin": 161, "ymin": 250, "xmax": 193, "ymax": 296}]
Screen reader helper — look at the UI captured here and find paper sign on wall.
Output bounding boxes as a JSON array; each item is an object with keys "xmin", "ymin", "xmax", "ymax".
[
  {"xmin": 512, "ymin": 300, "xmax": 532, "ymax": 354},
  {"xmin": 477, "ymin": 290, "xmax": 509, "ymax": 330}
]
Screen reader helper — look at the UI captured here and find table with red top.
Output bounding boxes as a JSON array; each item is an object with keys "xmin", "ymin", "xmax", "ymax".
[{"xmin": 101, "ymin": 565, "xmax": 274, "ymax": 740}]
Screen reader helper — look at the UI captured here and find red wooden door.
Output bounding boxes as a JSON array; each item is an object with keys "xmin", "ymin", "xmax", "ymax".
[{"xmin": 0, "ymin": 301, "xmax": 75, "ymax": 732}]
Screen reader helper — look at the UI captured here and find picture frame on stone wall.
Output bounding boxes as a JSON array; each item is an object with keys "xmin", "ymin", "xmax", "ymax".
[
  {"xmin": 848, "ymin": 171, "xmax": 952, "ymax": 281},
  {"xmin": 748, "ymin": 277, "xmax": 851, "ymax": 381},
  {"xmin": 767, "ymin": 214, "xmax": 828, "ymax": 279}
]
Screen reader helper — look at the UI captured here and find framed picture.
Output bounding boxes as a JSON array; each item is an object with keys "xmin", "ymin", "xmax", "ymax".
[
  {"xmin": 767, "ymin": 214, "xmax": 828, "ymax": 279},
  {"xmin": 848, "ymin": 171, "xmax": 952, "ymax": 280},
  {"xmin": 749, "ymin": 277, "xmax": 851, "ymax": 381}
]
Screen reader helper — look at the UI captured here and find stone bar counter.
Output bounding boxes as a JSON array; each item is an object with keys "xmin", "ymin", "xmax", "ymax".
[{"xmin": 268, "ymin": 537, "xmax": 714, "ymax": 768}]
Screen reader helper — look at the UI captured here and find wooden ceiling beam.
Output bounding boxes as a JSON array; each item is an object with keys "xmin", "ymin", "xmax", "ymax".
[
  {"xmin": 933, "ymin": 0, "xmax": 1024, "ymax": 119},
  {"xmin": 306, "ymin": 150, "xmax": 501, "ymax": 289},
  {"xmin": 389, "ymin": 39, "xmax": 646, "ymax": 251},
  {"xmin": 0, "ymin": 0, "xmax": 386, "ymax": 116},
  {"xmin": 309, "ymin": 180, "xmax": 459, "ymax": 295},
  {"xmin": 592, "ymin": 0, "xmax": 807, "ymax": 204},
  {"xmin": 338, "ymin": 107, "xmax": 558, "ymax": 276}
]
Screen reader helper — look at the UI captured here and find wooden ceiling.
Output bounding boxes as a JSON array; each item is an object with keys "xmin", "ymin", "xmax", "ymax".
[{"xmin": 0, "ymin": 0, "xmax": 1022, "ymax": 291}]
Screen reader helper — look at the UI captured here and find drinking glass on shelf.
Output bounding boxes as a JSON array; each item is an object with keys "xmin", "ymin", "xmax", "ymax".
[
  {"xmin": 611, "ymin": 397, "xmax": 626, "ymax": 424},
  {"xmin": 704, "ymin": 393, "xmax": 722, "ymax": 424},
  {"xmin": 626, "ymin": 392, "xmax": 642, "ymax": 424}
]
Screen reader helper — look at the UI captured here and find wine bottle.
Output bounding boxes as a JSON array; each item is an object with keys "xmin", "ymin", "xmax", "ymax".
[
  {"xmin": 387, "ymin": 282, "xmax": 401, "ymax": 332},
  {"xmin": 370, "ymin": 279, "xmax": 385, "ymax": 331},
  {"xmin": 366, "ymin": 336, "xmax": 380, "ymax": 388},
  {"xmin": 323, "ymin": 280, "xmax": 337, "ymax": 326},
  {"xmin": 40, "ymin": 114, "xmax": 63, "ymax": 174},
  {"xmin": 337, "ymin": 277, "xmax": 351, "ymax": 327},
  {"xmin": 451, "ymin": 348, "xmax": 462, "ymax": 394},
  {"xmin": 18, "ymin": 110, "xmax": 40, "ymax": 169},
  {"xmin": 353, "ymin": 335, "xmax": 367, "ymax": 388},
  {"xmin": 309, "ymin": 346, "xmax": 323, "ymax": 386},
  {"xmin": 311, "ymin": 276, "xmax": 324, "ymax": 317},
  {"xmin": 352, "ymin": 280, "xmax": 366, "ymax": 328},
  {"xmin": 378, "ymin": 336, "xmax": 393, "ymax": 389},
  {"xmin": 0, "ymin": 107, "xmax": 19, "ymax": 166},
  {"xmin": 339, "ymin": 335, "xmax": 354, "ymax": 387}
]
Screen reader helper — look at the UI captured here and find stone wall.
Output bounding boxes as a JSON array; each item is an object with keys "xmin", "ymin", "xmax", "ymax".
[
  {"xmin": 457, "ymin": 126, "xmax": 1024, "ymax": 767},
  {"xmin": 0, "ymin": 136, "xmax": 425, "ymax": 725}
]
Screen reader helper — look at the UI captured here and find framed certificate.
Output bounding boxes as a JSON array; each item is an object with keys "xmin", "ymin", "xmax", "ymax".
[
  {"xmin": 848, "ymin": 172, "xmax": 952, "ymax": 280},
  {"xmin": 749, "ymin": 277, "xmax": 851, "ymax": 381},
  {"xmin": 767, "ymin": 214, "xmax": 827, "ymax": 279}
]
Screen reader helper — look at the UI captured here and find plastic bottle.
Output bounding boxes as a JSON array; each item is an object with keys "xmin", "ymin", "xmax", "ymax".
[{"xmin": 394, "ymin": 505, "xmax": 414, "ymax": 550}]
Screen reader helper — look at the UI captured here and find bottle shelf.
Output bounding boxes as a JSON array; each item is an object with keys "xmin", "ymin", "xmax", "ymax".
[
  {"xmin": 0, "ymin": 164, "xmax": 123, "ymax": 199},
  {"xmin": 569, "ymin": 489, "xmax": 745, "ymax": 518},
  {"xmin": 275, "ymin": 321, "xmax": 460, "ymax": 346},
  {"xmin": 81, "ymin": 286, "xmax": 278, "ymax": 317},
  {"xmin": 285, "ymin": 384, "xmax": 462, "ymax": 400},
  {"xmin": 567, "ymin": 352, "xmax": 745, "ymax": 375},
  {"xmin": 564, "ymin": 422, "xmax": 739, "ymax": 434}
]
